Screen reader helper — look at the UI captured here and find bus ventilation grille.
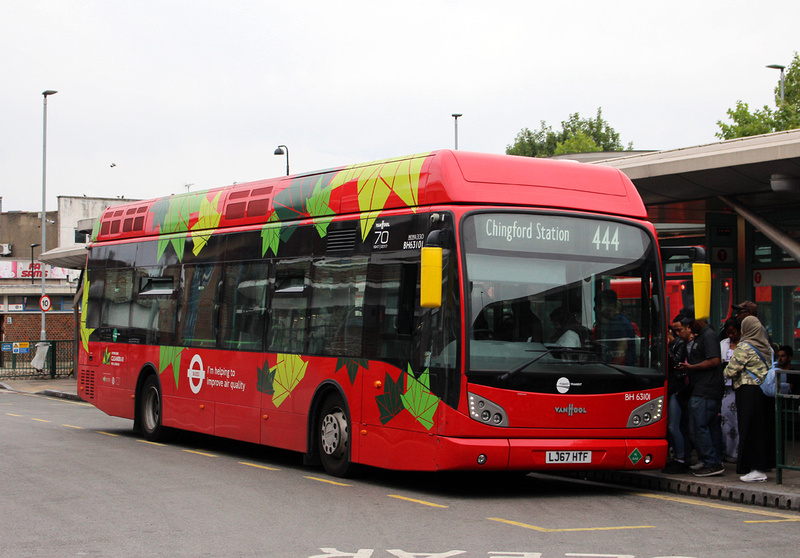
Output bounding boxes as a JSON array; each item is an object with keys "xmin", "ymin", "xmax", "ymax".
[
  {"xmin": 326, "ymin": 228, "xmax": 357, "ymax": 253},
  {"xmin": 79, "ymin": 369, "xmax": 96, "ymax": 401}
]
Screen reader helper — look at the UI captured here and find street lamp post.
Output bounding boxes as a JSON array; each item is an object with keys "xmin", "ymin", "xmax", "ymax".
[
  {"xmin": 274, "ymin": 145, "xmax": 289, "ymax": 175},
  {"xmin": 30, "ymin": 243, "xmax": 40, "ymax": 285},
  {"xmin": 767, "ymin": 64, "xmax": 786, "ymax": 103},
  {"xmin": 41, "ymin": 89, "xmax": 57, "ymax": 341},
  {"xmin": 451, "ymin": 114, "xmax": 462, "ymax": 150}
]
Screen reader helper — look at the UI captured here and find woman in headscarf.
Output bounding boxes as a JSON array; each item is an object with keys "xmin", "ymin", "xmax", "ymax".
[{"xmin": 723, "ymin": 315, "xmax": 774, "ymax": 482}]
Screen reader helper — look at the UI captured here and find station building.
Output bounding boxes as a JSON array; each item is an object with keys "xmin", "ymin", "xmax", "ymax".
[{"xmin": 597, "ymin": 128, "xmax": 800, "ymax": 350}]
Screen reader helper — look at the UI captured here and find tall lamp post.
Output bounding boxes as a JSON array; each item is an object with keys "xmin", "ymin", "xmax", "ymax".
[
  {"xmin": 451, "ymin": 113, "xmax": 462, "ymax": 150},
  {"xmin": 41, "ymin": 89, "xmax": 57, "ymax": 341},
  {"xmin": 274, "ymin": 145, "xmax": 289, "ymax": 175},
  {"xmin": 767, "ymin": 64, "xmax": 786, "ymax": 103},
  {"xmin": 30, "ymin": 243, "xmax": 40, "ymax": 285}
]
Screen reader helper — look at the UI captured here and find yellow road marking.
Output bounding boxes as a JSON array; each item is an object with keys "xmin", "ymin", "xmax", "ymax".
[
  {"xmin": 183, "ymin": 449, "xmax": 217, "ymax": 457},
  {"xmin": 632, "ymin": 492, "xmax": 800, "ymax": 521},
  {"xmin": 488, "ymin": 517, "xmax": 653, "ymax": 532},
  {"xmin": 240, "ymin": 462, "xmax": 280, "ymax": 471},
  {"xmin": 5, "ymin": 413, "xmax": 23, "ymax": 417},
  {"xmin": 744, "ymin": 518, "xmax": 800, "ymax": 523},
  {"xmin": 388, "ymin": 495, "xmax": 448, "ymax": 508},
  {"xmin": 31, "ymin": 418, "xmax": 51, "ymax": 423},
  {"xmin": 62, "ymin": 424, "xmax": 83, "ymax": 429},
  {"xmin": 304, "ymin": 476, "xmax": 352, "ymax": 486},
  {"xmin": 97, "ymin": 431, "xmax": 119, "ymax": 437},
  {"xmin": 137, "ymin": 440, "xmax": 165, "ymax": 446}
]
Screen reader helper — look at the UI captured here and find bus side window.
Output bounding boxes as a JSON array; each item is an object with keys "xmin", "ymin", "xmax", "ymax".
[
  {"xmin": 363, "ymin": 258, "xmax": 420, "ymax": 365},
  {"xmin": 218, "ymin": 261, "xmax": 269, "ymax": 351},
  {"xmin": 102, "ymin": 268, "xmax": 134, "ymax": 330},
  {"xmin": 308, "ymin": 256, "xmax": 368, "ymax": 357},
  {"xmin": 85, "ymin": 267, "xmax": 105, "ymax": 329},
  {"xmin": 132, "ymin": 266, "xmax": 180, "ymax": 346},
  {"xmin": 266, "ymin": 259, "xmax": 311, "ymax": 354},
  {"xmin": 179, "ymin": 263, "xmax": 221, "ymax": 348}
]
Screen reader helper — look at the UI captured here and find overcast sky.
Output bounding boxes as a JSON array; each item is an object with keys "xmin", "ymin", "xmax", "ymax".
[{"xmin": 2, "ymin": 0, "xmax": 798, "ymax": 213}]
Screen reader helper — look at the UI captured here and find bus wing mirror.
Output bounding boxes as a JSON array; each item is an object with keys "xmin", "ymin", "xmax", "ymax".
[
  {"xmin": 420, "ymin": 246, "xmax": 442, "ymax": 308},
  {"xmin": 692, "ymin": 263, "xmax": 711, "ymax": 321}
]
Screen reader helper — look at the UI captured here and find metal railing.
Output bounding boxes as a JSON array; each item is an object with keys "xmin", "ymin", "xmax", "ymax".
[
  {"xmin": 0, "ymin": 340, "xmax": 74, "ymax": 379},
  {"xmin": 776, "ymin": 369, "xmax": 800, "ymax": 484}
]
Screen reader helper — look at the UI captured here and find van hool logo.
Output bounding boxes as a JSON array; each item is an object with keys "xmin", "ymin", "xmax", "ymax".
[{"xmin": 554, "ymin": 404, "xmax": 587, "ymax": 416}]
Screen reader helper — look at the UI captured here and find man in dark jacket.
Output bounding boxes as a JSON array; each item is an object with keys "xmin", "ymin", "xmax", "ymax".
[{"xmin": 677, "ymin": 308, "xmax": 724, "ymax": 477}]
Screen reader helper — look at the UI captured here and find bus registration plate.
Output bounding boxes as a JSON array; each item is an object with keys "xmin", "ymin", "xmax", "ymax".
[{"xmin": 546, "ymin": 451, "xmax": 592, "ymax": 464}]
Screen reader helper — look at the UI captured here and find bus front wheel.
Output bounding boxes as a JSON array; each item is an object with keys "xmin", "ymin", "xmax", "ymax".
[
  {"xmin": 318, "ymin": 394, "xmax": 354, "ymax": 477},
  {"xmin": 141, "ymin": 375, "xmax": 165, "ymax": 441}
]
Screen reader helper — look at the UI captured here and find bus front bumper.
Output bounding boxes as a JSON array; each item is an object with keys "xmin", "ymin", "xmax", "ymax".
[{"xmin": 433, "ymin": 436, "xmax": 668, "ymax": 472}]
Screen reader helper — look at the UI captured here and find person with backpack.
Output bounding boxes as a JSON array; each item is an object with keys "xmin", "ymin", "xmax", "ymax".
[{"xmin": 722, "ymin": 315, "xmax": 775, "ymax": 483}]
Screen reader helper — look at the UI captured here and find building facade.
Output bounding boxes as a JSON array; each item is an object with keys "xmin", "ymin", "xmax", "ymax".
[{"xmin": 0, "ymin": 196, "xmax": 132, "ymax": 346}]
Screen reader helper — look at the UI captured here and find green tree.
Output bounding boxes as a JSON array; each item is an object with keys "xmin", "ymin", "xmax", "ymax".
[
  {"xmin": 506, "ymin": 107, "xmax": 632, "ymax": 157},
  {"xmin": 716, "ymin": 52, "xmax": 800, "ymax": 139},
  {"xmin": 553, "ymin": 131, "xmax": 601, "ymax": 155}
]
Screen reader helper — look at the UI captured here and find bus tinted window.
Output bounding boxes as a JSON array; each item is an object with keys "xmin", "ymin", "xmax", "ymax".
[
  {"xmin": 132, "ymin": 266, "xmax": 180, "ymax": 344},
  {"xmin": 180, "ymin": 264, "xmax": 221, "ymax": 348},
  {"xmin": 308, "ymin": 256, "xmax": 368, "ymax": 357},
  {"xmin": 102, "ymin": 268, "xmax": 134, "ymax": 329},
  {"xmin": 267, "ymin": 259, "xmax": 311, "ymax": 354},
  {"xmin": 218, "ymin": 261, "xmax": 269, "ymax": 351}
]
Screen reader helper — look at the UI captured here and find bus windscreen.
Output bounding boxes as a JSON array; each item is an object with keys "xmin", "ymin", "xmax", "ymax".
[{"xmin": 463, "ymin": 212, "xmax": 664, "ymax": 395}]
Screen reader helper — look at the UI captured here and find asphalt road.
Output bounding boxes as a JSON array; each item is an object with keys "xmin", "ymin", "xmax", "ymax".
[{"xmin": 2, "ymin": 389, "xmax": 799, "ymax": 558}]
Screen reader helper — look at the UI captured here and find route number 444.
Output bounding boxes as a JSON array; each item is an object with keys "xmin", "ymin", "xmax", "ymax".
[{"xmin": 592, "ymin": 225, "xmax": 619, "ymax": 251}]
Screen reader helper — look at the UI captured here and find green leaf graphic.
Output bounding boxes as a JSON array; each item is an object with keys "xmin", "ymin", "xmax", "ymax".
[
  {"xmin": 335, "ymin": 358, "xmax": 369, "ymax": 385},
  {"xmin": 191, "ymin": 192, "xmax": 223, "ymax": 255},
  {"xmin": 272, "ymin": 353, "xmax": 308, "ymax": 408},
  {"xmin": 376, "ymin": 371, "xmax": 404, "ymax": 425},
  {"xmin": 261, "ymin": 213, "xmax": 281, "ymax": 257},
  {"xmin": 256, "ymin": 358, "xmax": 275, "ymax": 395},
  {"xmin": 159, "ymin": 346, "xmax": 185, "ymax": 389},
  {"xmin": 79, "ymin": 275, "xmax": 95, "ymax": 353},
  {"xmin": 151, "ymin": 192, "xmax": 206, "ymax": 262},
  {"xmin": 400, "ymin": 365, "xmax": 439, "ymax": 430}
]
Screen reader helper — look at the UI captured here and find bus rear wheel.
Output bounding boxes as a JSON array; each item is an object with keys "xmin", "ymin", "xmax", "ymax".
[
  {"xmin": 141, "ymin": 375, "xmax": 165, "ymax": 442},
  {"xmin": 318, "ymin": 394, "xmax": 354, "ymax": 478}
]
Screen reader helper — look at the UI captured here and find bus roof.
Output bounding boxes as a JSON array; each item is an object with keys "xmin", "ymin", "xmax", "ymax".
[{"xmin": 94, "ymin": 150, "xmax": 646, "ymax": 243}]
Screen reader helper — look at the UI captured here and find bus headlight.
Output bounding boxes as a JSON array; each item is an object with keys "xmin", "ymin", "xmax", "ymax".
[
  {"xmin": 626, "ymin": 396, "xmax": 664, "ymax": 428},
  {"xmin": 468, "ymin": 393, "xmax": 509, "ymax": 427}
]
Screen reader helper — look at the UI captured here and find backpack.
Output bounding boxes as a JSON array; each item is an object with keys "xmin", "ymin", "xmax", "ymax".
[{"xmin": 742, "ymin": 342, "xmax": 777, "ymax": 397}]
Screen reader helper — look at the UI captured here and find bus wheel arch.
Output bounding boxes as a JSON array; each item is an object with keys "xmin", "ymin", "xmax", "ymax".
[
  {"xmin": 135, "ymin": 367, "xmax": 166, "ymax": 442},
  {"xmin": 307, "ymin": 382, "xmax": 356, "ymax": 477}
]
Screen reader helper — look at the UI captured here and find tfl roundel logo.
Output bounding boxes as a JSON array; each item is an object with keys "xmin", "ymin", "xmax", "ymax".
[
  {"xmin": 188, "ymin": 354, "xmax": 205, "ymax": 394},
  {"xmin": 556, "ymin": 377, "xmax": 571, "ymax": 394}
]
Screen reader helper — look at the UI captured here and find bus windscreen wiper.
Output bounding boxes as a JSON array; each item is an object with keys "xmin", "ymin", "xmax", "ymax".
[{"xmin": 499, "ymin": 347, "xmax": 597, "ymax": 382}]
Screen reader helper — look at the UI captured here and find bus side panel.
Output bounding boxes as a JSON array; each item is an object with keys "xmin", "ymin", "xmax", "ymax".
[
  {"xmin": 216, "ymin": 403, "xmax": 260, "ymax": 444},
  {"xmin": 162, "ymin": 395, "xmax": 215, "ymax": 434},
  {"xmin": 260, "ymin": 408, "xmax": 308, "ymax": 454},
  {"xmin": 357, "ymin": 422, "xmax": 442, "ymax": 471},
  {"xmin": 95, "ymin": 383, "xmax": 135, "ymax": 421}
]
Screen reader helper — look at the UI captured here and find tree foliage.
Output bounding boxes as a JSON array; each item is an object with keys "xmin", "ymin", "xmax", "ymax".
[
  {"xmin": 716, "ymin": 52, "xmax": 800, "ymax": 139},
  {"xmin": 506, "ymin": 107, "xmax": 632, "ymax": 158}
]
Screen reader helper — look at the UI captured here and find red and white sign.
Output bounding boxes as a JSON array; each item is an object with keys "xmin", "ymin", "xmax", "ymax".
[
  {"xmin": 0, "ymin": 261, "xmax": 77, "ymax": 280},
  {"xmin": 39, "ymin": 295, "xmax": 52, "ymax": 312}
]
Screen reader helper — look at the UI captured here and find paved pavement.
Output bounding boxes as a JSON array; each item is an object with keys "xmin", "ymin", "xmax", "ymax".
[{"xmin": 2, "ymin": 376, "xmax": 799, "ymax": 512}]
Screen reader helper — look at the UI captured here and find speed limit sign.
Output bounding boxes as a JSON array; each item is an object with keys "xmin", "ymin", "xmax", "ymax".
[{"xmin": 39, "ymin": 295, "xmax": 52, "ymax": 312}]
